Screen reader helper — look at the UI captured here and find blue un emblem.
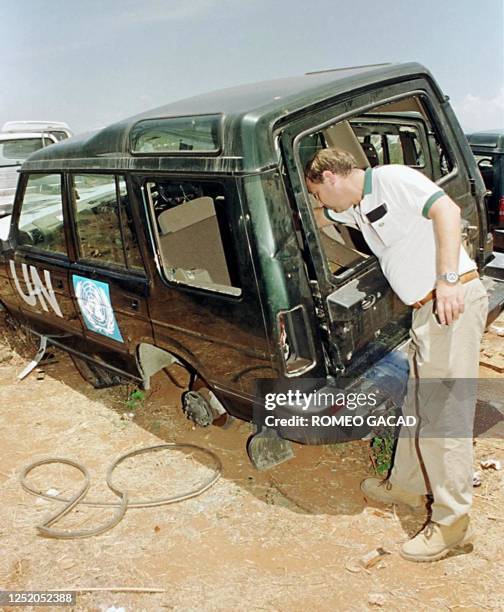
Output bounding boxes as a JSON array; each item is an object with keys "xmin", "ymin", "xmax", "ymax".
[{"xmin": 72, "ymin": 275, "xmax": 124, "ymax": 343}]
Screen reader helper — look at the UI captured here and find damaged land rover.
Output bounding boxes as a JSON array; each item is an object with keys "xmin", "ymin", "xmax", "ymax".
[{"xmin": 0, "ymin": 62, "xmax": 501, "ymax": 469}]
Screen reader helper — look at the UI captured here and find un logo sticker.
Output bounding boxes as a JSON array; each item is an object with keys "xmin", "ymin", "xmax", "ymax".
[{"xmin": 72, "ymin": 275, "xmax": 124, "ymax": 343}]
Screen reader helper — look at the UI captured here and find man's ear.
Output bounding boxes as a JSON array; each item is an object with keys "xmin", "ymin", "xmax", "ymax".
[{"xmin": 321, "ymin": 170, "xmax": 334, "ymax": 183}]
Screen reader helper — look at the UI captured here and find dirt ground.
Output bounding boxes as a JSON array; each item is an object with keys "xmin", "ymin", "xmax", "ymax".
[{"xmin": 0, "ymin": 313, "xmax": 503, "ymax": 612}]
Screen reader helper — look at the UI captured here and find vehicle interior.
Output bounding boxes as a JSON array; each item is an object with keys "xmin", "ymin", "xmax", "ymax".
[
  {"xmin": 144, "ymin": 180, "xmax": 242, "ymax": 296},
  {"xmin": 298, "ymin": 95, "xmax": 451, "ymax": 278}
]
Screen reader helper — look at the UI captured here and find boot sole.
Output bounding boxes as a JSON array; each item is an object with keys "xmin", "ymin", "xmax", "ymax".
[{"xmin": 399, "ymin": 529, "xmax": 475, "ymax": 562}]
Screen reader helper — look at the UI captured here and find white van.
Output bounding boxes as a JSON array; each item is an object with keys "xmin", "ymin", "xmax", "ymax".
[{"xmin": 0, "ymin": 121, "xmax": 72, "ymax": 218}]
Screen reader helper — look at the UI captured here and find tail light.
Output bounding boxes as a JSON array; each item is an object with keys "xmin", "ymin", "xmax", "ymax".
[
  {"xmin": 277, "ymin": 305, "xmax": 316, "ymax": 376},
  {"xmin": 498, "ymin": 196, "xmax": 504, "ymax": 224}
]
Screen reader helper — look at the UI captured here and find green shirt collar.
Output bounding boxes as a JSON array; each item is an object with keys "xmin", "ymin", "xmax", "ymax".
[{"xmin": 363, "ymin": 167, "xmax": 373, "ymax": 197}]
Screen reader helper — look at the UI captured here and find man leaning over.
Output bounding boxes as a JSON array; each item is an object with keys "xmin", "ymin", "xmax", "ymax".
[{"xmin": 305, "ymin": 148, "xmax": 488, "ymax": 562}]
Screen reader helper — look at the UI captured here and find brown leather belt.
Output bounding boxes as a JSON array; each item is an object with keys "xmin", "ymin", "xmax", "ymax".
[{"xmin": 412, "ymin": 270, "xmax": 479, "ymax": 309}]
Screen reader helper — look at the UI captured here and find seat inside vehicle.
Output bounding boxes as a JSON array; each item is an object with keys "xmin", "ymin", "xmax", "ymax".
[{"xmin": 157, "ymin": 195, "xmax": 233, "ymax": 287}]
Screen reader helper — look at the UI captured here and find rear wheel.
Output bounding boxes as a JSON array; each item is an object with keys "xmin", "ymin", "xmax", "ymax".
[{"xmin": 181, "ymin": 390, "xmax": 214, "ymax": 427}]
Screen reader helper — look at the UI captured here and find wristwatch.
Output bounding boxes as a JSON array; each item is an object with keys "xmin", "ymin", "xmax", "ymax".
[{"xmin": 437, "ymin": 271, "xmax": 460, "ymax": 285}]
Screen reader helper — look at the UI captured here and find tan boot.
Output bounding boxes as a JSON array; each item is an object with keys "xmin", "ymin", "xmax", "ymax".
[
  {"xmin": 400, "ymin": 516, "xmax": 474, "ymax": 562},
  {"xmin": 360, "ymin": 478, "xmax": 425, "ymax": 511}
]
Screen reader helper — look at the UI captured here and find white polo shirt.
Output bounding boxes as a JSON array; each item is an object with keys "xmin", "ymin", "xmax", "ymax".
[{"xmin": 324, "ymin": 165, "xmax": 476, "ymax": 305}]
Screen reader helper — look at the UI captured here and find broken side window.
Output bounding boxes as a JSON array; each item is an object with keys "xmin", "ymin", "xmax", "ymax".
[{"xmin": 144, "ymin": 179, "xmax": 242, "ymax": 296}]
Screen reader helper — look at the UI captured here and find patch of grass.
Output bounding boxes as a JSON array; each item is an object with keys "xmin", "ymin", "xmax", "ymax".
[
  {"xmin": 370, "ymin": 435, "xmax": 395, "ymax": 476},
  {"xmin": 126, "ymin": 388, "xmax": 146, "ymax": 411}
]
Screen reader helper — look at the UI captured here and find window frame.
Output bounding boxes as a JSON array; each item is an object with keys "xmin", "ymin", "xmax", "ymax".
[
  {"xmin": 140, "ymin": 174, "xmax": 243, "ymax": 299},
  {"xmin": 0, "ymin": 137, "xmax": 46, "ymax": 166},
  {"xmin": 67, "ymin": 172, "xmax": 146, "ymax": 275},
  {"xmin": 280, "ymin": 88, "xmax": 460, "ymax": 291},
  {"xmin": 14, "ymin": 171, "xmax": 70, "ymax": 261},
  {"xmin": 129, "ymin": 113, "xmax": 223, "ymax": 157},
  {"xmin": 352, "ymin": 119, "xmax": 428, "ymax": 170}
]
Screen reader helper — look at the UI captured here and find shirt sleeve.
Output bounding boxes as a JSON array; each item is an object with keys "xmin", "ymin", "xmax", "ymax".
[{"xmin": 381, "ymin": 165, "xmax": 446, "ymax": 219}]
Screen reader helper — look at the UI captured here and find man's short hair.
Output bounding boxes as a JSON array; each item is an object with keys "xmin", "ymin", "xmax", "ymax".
[{"xmin": 305, "ymin": 148, "xmax": 358, "ymax": 183}]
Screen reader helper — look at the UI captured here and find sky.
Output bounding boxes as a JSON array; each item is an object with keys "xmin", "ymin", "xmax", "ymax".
[{"xmin": 1, "ymin": 0, "xmax": 503, "ymax": 135}]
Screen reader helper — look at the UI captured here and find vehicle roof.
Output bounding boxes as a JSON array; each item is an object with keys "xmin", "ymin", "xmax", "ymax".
[
  {"xmin": 23, "ymin": 62, "xmax": 442, "ymax": 174},
  {"xmin": 466, "ymin": 129, "xmax": 504, "ymax": 152}
]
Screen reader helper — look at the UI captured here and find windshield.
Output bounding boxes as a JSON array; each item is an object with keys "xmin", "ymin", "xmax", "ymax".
[{"xmin": 0, "ymin": 138, "xmax": 44, "ymax": 167}]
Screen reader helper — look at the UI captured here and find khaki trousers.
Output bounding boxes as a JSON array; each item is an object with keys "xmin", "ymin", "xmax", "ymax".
[{"xmin": 389, "ymin": 278, "xmax": 489, "ymax": 525}]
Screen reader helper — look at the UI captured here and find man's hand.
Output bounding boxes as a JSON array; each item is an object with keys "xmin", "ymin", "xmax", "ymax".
[{"xmin": 434, "ymin": 281, "xmax": 465, "ymax": 325}]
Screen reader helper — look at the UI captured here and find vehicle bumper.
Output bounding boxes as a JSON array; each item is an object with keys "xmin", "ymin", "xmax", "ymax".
[{"xmin": 254, "ymin": 351, "xmax": 409, "ymax": 445}]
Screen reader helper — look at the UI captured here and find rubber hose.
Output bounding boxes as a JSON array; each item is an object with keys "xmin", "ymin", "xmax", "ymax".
[{"xmin": 20, "ymin": 443, "xmax": 222, "ymax": 539}]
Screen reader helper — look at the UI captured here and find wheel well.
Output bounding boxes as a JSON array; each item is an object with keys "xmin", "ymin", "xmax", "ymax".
[{"xmin": 136, "ymin": 342, "xmax": 198, "ymax": 390}]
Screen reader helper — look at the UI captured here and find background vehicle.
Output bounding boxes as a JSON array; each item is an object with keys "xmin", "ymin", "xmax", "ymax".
[
  {"xmin": 466, "ymin": 130, "xmax": 504, "ymax": 252},
  {"xmin": 0, "ymin": 121, "xmax": 72, "ymax": 218},
  {"xmin": 1, "ymin": 121, "xmax": 72, "ymax": 141}
]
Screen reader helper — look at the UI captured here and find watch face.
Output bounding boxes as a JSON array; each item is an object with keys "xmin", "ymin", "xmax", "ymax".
[{"xmin": 446, "ymin": 272, "xmax": 459, "ymax": 283}]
